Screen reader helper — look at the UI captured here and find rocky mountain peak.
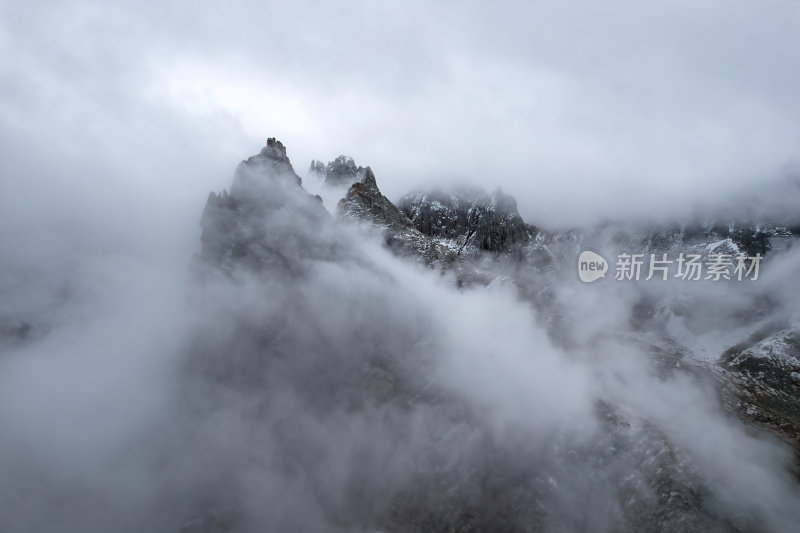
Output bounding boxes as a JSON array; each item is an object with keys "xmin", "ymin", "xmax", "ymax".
[
  {"xmin": 229, "ymin": 137, "xmax": 303, "ymax": 200},
  {"xmin": 397, "ymin": 186, "xmax": 533, "ymax": 256},
  {"xmin": 338, "ymin": 166, "xmax": 412, "ymax": 232},
  {"xmin": 337, "ymin": 165, "xmax": 460, "ymax": 268},
  {"xmin": 360, "ymin": 166, "xmax": 378, "ymax": 189},
  {"xmin": 260, "ymin": 137, "xmax": 288, "ymax": 160},
  {"xmin": 200, "ymin": 138, "xmax": 332, "ymax": 272},
  {"xmin": 308, "ymin": 155, "xmax": 366, "ymax": 187}
]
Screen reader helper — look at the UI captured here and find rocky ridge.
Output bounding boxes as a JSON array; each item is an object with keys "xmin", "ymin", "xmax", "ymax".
[
  {"xmin": 190, "ymin": 138, "xmax": 800, "ymax": 532},
  {"xmin": 308, "ymin": 147, "xmax": 800, "ymax": 474}
]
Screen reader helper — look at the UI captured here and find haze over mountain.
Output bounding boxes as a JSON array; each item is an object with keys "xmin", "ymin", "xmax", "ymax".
[
  {"xmin": 2, "ymin": 1, "xmax": 800, "ymax": 531},
  {"xmin": 6, "ymin": 137, "xmax": 800, "ymax": 531}
]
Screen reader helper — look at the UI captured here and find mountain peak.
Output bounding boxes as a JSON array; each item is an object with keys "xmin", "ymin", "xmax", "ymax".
[
  {"xmin": 338, "ymin": 165, "xmax": 411, "ymax": 232},
  {"xmin": 230, "ymin": 137, "xmax": 302, "ymax": 198},
  {"xmin": 397, "ymin": 186, "xmax": 532, "ymax": 255},
  {"xmin": 202, "ymin": 139, "xmax": 333, "ymax": 271},
  {"xmin": 308, "ymin": 155, "xmax": 364, "ymax": 187},
  {"xmin": 260, "ymin": 137, "xmax": 288, "ymax": 161}
]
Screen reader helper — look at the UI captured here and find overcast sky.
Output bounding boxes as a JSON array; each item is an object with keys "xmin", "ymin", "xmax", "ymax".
[{"xmin": 2, "ymin": 0, "xmax": 799, "ymax": 236}]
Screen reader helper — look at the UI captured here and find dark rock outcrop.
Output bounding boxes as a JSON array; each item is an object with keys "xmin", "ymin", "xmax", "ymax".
[
  {"xmin": 337, "ymin": 166, "xmax": 459, "ymax": 268},
  {"xmin": 633, "ymin": 221, "xmax": 797, "ymax": 258},
  {"xmin": 338, "ymin": 167, "xmax": 413, "ymax": 232},
  {"xmin": 719, "ymin": 325, "xmax": 800, "ymax": 463},
  {"xmin": 309, "ymin": 155, "xmax": 362, "ymax": 187},
  {"xmin": 398, "ymin": 187, "xmax": 535, "ymax": 257}
]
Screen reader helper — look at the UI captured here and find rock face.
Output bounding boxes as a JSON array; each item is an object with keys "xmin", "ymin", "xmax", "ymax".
[
  {"xmin": 625, "ymin": 221, "xmax": 796, "ymax": 258},
  {"xmin": 398, "ymin": 187, "xmax": 534, "ymax": 256},
  {"xmin": 338, "ymin": 167, "xmax": 413, "ymax": 232},
  {"xmin": 719, "ymin": 325, "xmax": 800, "ymax": 456},
  {"xmin": 337, "ymin": 166, "xmax": 459, "ymax": 267}
]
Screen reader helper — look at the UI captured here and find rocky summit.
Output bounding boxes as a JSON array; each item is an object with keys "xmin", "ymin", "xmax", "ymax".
[{"xmin": 398, "ymin": 187, "xmax": 534, "ymax": 257}]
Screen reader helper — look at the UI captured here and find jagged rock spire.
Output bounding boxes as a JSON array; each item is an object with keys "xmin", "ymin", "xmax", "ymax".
[{"xmin": 260, "ymin": 137, "xmax": 288, "ymax": 161}]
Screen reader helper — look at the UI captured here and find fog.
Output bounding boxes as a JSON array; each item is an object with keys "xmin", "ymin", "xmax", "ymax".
[
  {"xmin": 2, "ymin": 1, "xmax": 800, "ymax": 531},
  {"xmin": 3, "ymin": 1, "xmax": 800, "ymax": 225},
  {"xmin": 3, "ymin": 142, "xmax": 800, "ymax": 530}
]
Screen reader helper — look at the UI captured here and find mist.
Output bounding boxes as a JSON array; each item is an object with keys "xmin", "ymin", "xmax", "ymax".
[
  {"xmin": 3, "ymin": 140, "xmax": 799, "ymax": 530},
  {"xmin": 2, "ymin": 1, "xmax": 800, "ymax": 532}
]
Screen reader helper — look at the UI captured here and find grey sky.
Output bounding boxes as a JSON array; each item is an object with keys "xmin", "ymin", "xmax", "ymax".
[{"xmin": 2, "ymin": 0, "xmax": 799, "ymax": 233}]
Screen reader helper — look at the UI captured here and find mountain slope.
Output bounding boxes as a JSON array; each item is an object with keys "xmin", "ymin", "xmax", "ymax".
[{"xmin": 185, "ymin": 138, "xmax": 800, "ymax": 533}]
